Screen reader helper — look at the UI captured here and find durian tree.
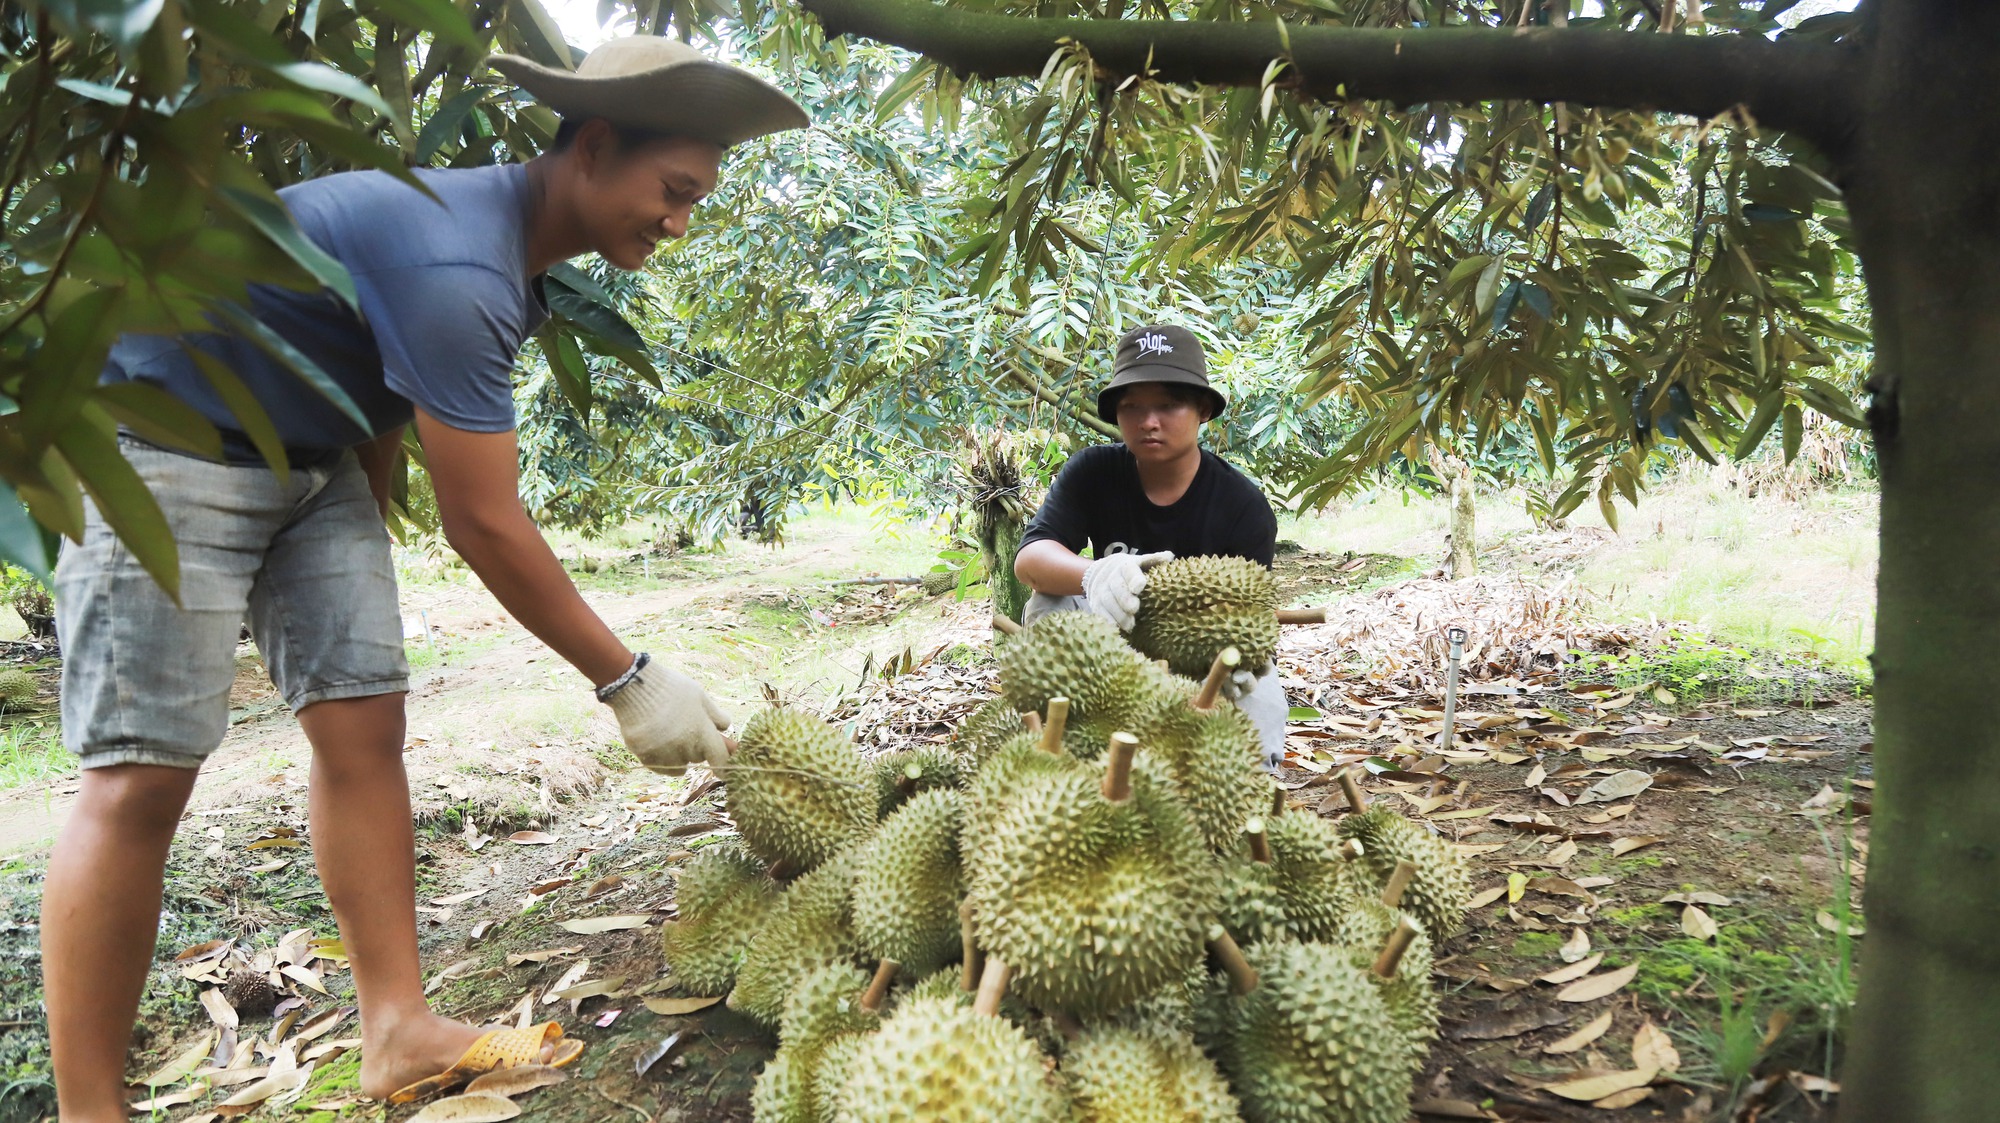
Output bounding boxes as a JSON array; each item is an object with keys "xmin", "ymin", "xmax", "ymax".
[{"xmin": 773, "ymin": 0, "xmax": 1992, "ymax": 1117}]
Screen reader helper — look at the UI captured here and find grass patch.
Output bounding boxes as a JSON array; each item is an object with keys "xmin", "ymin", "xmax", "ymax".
[
  {"xmin": 0, "ymin": 721, "xmax": 70, "ymax": 790},
  {"xmin": 1574, "ymin": 633, "xmax": 1869, "ymax": 706}
]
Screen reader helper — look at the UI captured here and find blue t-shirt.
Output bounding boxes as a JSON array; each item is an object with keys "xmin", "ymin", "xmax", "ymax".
[{"xmin": 104, "ymin": 164, "xmax": 548, "ymax": 454}]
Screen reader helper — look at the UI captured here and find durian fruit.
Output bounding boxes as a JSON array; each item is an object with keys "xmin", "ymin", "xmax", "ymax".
[
  {"xmin": 951, "ymin": 696, "xmax": 1030, "ymax": 768},
  {"xmin": 852, "ymin": 789, "xmax": 967, "ymax": 978},
  {"xmin": 731, "ymin": 844, "xmax": 867, "ymax": 1025},
  {"xmin": 997, "ymin": 611, "xmax": 1150, "ymax": 724},
  {"xmin": 825, "ymin": 994, "xmax": 1068, "ymax": 1122},
  {"xmin": 753, "ymin": 962, "xmax": 882, "ymax": 1123},
  {"xmin": 1129, "ymin": 694, "xmax": 1268, "ymax": 854},
  {"xmin": 920, "ymin": 568, "xmax": 960, "ymax": 596},
  {"xmin": 962, "ymin": 732, "xmax": 1087, "ymax": 882},
  {"xmin": 1331, "ymin": 896, "xmax": 1437, "ymax": 1080},
  {"xmin": 0, "ymin": 667, "xmax": 35, "ymax": 706},
  {"xmin": 1129, "ymin": 556, "xmax": 1280, "ymax": 678},
  {"xmin": 869, "ymin": 746, "xmax": 964, "ymax": 818},
  {"xmin": 1222, "ymin": 939, "xmax": 1413, "ymax": 1123},
  {"xmin": 1064, "ymin": 1022, "xmax": 1241, "ymax": 1123},
  {"xmin": 809, "ymin": 1032, "xmax": 871, "ymax": 1123},
  {"xmin": 1261, "ymin": 812, "xmax": 1362, "ymax": 942},
  {"xmin": 729, "ymin": 707, "xmax": 877, "ymax": 874},
  {"xmin": 660, "ymin": 842, "xmax": 780, "ymax": 995},
  {"xmin": 1336, "ymin": 805, "xmax": 1471, "ymax": 944},
  {"xmin": 967, "ymin": 741, "xmax": 1218, "ymax": 1015},
  {"xmin": 223, "ymin": 967, "xmax": 278, "ymax": 1019}
]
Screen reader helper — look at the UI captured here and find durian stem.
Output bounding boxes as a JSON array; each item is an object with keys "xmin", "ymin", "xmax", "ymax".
[
  {"xmin": 991, "ymin": 613, "xmax": 1023, "ymax": 636},
  {"xmin": 1101, "ymin": 732, "xmax": 1139, "ymax": 802},
  {"xmin": 1039, "ymin": 697, "xmax": 1070, "ymax": 754},
  {"xmin": 1023, "ymin": 711, "xmax": 1043, "ymax": 735},
  {"xmin": 1339, "ymin": 838, "xmax": 1366, "ymax": 861},
  {"xmin": 972, "ymin": 957, "xmax": 1012, "ymax": 1016},
  {"xmin": 1338, "ymin": 768, "xmax": 1369, "ymax": 813},
  {"xmin": 1245, "ymin": 818, "xmax": 1272, "ymax": 864},
  {"xmin": 861, "ymin": 958, "xmax": 900, "ymax": 1012},
  {"xmin": 1270, "ymin": 786, "xmax": 1287, "ymax": 818},
  {"xmin": 1193, "ymin": 646, "xmax": 1243, "ymax": 712},
  {"xmin": 1372, "ymin": 917, "xmax": 1422, "ymax": 978},
  {"xmin": 1381, "ymin": 858, "xmax": 1418, "ymax": 909},
  {"xmin": 1209, "ymin": 930, "xmax": 1260, "ymax": 995},
  {"xmin": 960, "ymin": 901, "xmax": 982, "ymax": 993},
  {"xmin": 1277, "ymin": 607, "xmax": 1328, "ymax": 625}
]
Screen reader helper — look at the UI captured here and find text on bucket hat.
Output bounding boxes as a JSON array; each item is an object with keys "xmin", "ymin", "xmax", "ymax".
[{"xmin": 1096, "ymin": 324, "xmax": 1228, "ymax": 422}]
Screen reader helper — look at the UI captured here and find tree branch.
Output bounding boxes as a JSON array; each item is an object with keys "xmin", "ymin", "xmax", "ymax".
[
  {"xmin": 800, "ymin": 0, "xmax": 1858, "ymax": 149},
  {"xmin": 997, "ymin": 362, "xmax": 1120, "ymax": 437}
]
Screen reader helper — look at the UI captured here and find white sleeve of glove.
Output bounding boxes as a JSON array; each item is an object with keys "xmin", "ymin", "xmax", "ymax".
[
  {"xmin": 1081, "ymin": 551, "xmax": 1174, "ymax": 632},
  {"xmin": 1218, "ymin": 667, "xmax": 1260, "ymax": 702},
  {"xmin": 606, "ymin": 663, "xmax": 734, "ymax": 776}
]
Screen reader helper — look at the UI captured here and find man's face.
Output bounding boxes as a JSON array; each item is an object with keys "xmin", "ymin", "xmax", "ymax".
[
  {"xmin": 1115, "ymin": 383, "xmax": 1206, "ymax": 465},
  {"xmin": 573, "ymin": 127, "xmax": 722, "ymax": 270}
]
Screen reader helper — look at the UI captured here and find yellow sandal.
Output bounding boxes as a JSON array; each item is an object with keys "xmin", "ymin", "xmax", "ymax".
[{"xmin": 387, "ymin": 1021, "xmax": 586, "ymax": 1104}]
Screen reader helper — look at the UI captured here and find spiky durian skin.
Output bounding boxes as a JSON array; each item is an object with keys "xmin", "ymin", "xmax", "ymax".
[
  {"xmin": 1129, "ymin": 556, "xmax": 1280, "ymax": 678},
  {"xmin": 1223, "ymin": 940, "xmax": 1412, "ymax": 1123},
  {"xmin": 870, "ymin": 745, "xmax": 965, "ymax": 818},
  {"xmin": 730, "ymin": 708, "xmax": 877, "ymax": 873},
  {"xmin": 1131, "ymin": 700, "xmax": 1269, "ymax": 854},
  {"xmin": 963, "ymin": 734, "xmax": 1088, "ymax": 884},
  {"xmin": 1263, "ymin": 812, "xmax": 1358, "ymax": 942},
  {"xmin": 998, "ymin": 611, "xmax": 1150, "ymax": 724},
  {"xmin": 0, "ymin": 667, "xmax": 35, "ymax": 705},
  {"xmin": 731, "ymin": 844, "xmax": 867, "ymax": 1025},
  {"xmin": 826, "ymin": 995, "xmax": 1068, "ymax": 1123},
  {"xmin": 967, "ymin": 764, "xmax": 1218, "ymax": 1015},
  {"xmin": 753, "ymin": 1049, "xmax": 812, "ymax": 1123},
  {"xmin": 952, "ymin": 696, "xmax": 1030, "ymax": 769},
  {"xmin": 1336, "ymin": 807, "xmax": 1471, "ymax": 944},
  {"xmin": 809, "ymin": 1033, "xmax": 872, "ymax": 1123},
  {"xmin": 751, "ymin": 962, "xmax": 882, "ymax": 1123},
  {"xmin": 1064, "ymin": 1022, "xmax": 1241, "ymax": 1123},
  {"xmin": 1218, "ymin": 856, "xmax": 1294, "ymax": 947},
  {"xmin": 1329, "ymin": 897, "xmax": 1438, "ymax": 1079},
  {"xmin": 659, "ymin": 842, "xmax": 779, "ymax": 995},
  {"xmin": 853, "ymin": 789, "xmax": 967, "ymax": 977}
]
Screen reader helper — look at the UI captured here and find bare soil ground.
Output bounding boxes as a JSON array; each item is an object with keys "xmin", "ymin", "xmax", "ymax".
[{"xmin": 0, "ymin": 526, "xmax": 1869, "ymax": 1123}]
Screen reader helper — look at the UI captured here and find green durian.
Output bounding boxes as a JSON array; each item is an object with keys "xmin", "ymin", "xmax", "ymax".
[
  {"xmin": 1223, "ymin": 939, "xmax": 1412, "ymax": 1123},
  {"xmin": 753, "ymin": 962, "xmax": 883, "ymax": 1123},
  {"xmin": 809, "ymin": 1033, "xmax": 872, "ymax": 1123},
  {"xmin": 853, "ymin": 789, "xmax": 967, "ymax": 977},
  {"xmin": 962, "ymin": 733, "xmax": 1087, "ymax": 882},
  {"xmin": 731, "ymin": 844, "xmax": 867, "ymax": 1025},
  {"xmin": 921, "ymin": 568, "xmax": 960, "ymax": 596},
  {"xmin": 1130, "ymin": 699, "xmax": 1268, "ymax": 854},
  {"xmin": 1336, "ymin": 806, "xmax": 1471, "ymax": 944},
  {"xmin": 952, "ymin": 696, "xmax": 1030, "ymax": 768},
  {"xmin": 729, "ymin": 707, "xmax": 877, "ymax": 873},
  {"xmin": 826, "ymin": 995, "xmax": 1068, "ymax": 1122},
  {"xmin": 1129, "ymin": 556, "xmax": 1280, "ymax": 678},
  {"xmin": 998, "ymin": 611, "xmax": 1150, "ymax": 724},
  {"xmin": 967, "ymin": 760, "xmax": 1218, "ymax": 1015},
  {"xmin": 753, "ymin": 1049, "xmax": 811, "ymax": 1123},
  {"xmin": 1064, "ymin": 1022, "xmax": 1241, "ymax": 1123},
  {"xmin": 658, "ymin": 842, "xmax": 779, "ymax": 995},
  {"xmin": 1263, "ymin": 811, "xmax": 1360, "ymax": 942},
  {"xmin": 870, "ymin": 745, "xmax": 964, "ymax": 818},
  {"xmin": 1330, "ymin": 898, "xmax": 1437, "ymax": 1079},
  {"xmin": 0, "ymin": 667, "xmax": 35, "ymax": 706}
]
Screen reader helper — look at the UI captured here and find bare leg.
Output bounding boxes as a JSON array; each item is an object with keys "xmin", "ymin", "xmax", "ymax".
[
  {"xmin": 42, "ymin": 764, "xmax": 200, "ymax": 1123},
  {"xmin": 297, "ymin": 693, "xmax": 483, "ymax": 1099}
]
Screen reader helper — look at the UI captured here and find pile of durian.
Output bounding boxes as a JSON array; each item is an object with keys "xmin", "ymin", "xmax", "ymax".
[{"xmin": 660, "ymin": 590, "xmax": 1468, "ymax": 1123}]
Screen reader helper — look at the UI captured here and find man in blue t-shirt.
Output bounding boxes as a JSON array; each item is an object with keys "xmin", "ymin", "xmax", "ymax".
[
  {"xmin": 1016, "ymin": 325, "xmax": 1287, "ymax": 767},
  {"xmin": 42, "ymin": 38, "xmax": 807, "ymax": 1118}
]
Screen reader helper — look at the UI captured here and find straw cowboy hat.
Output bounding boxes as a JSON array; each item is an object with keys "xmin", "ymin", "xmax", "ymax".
[{"xmin": 489, "ymin": 37, "xmax": 809, "ymax": 149}]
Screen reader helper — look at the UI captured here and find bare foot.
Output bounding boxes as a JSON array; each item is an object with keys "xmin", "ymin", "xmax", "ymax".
[{"xmin": 358, "ymin": 1011, "xmax": 488, "ymax": 1101}]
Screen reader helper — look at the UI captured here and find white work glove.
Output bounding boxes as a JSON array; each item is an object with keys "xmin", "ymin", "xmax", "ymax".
[
  {"xmin": 599, "ymin": 654, "xmax": 733, "ymax": 776},
  {"xmin": 1081, "ymin": 550, "xmax": 1174, "ymax": 632},
  {"xmin": 1218, "ymin": 668, "xmax": 1260, "ymax": 702}
]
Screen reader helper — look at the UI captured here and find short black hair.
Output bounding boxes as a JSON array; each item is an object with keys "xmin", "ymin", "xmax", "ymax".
[
  {"xmin": 1104, "ymin": 381, "xmax": 1215, "ymax": 422},
  {"xmin": 549, "ymin": 115, "xmax": 676, "ymax": 154}
]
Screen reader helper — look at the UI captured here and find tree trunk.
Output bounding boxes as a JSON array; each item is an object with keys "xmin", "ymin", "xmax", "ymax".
[
  {"xmin": 1448, "ymin": 471, "xmax": 1476, "ymax": 580},
  {"xmin": 981, "ymin": 507, "xmax": 1032, "ymax": 625},
  {"xmin": 1840, "ymin": 6, "xmax": 2000, "ymax": 1119}
]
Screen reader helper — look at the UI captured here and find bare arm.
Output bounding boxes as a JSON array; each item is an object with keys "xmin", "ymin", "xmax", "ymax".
[
  {"xmin": 353, "ymin": 426, "xmax": 405, "ymax": 521},
  {"xmin": 413, "ymin": 408, "xmax": 633, "ymax": 688},
  {"xmin": 1014, "ymin": 538, "xmax": 1090, "ymax": 597}
]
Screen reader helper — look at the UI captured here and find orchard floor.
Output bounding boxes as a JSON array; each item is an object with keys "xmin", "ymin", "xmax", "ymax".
[{"xmin": 0, "ymin": 495, "xmax": 1871, "ymax": 1123}]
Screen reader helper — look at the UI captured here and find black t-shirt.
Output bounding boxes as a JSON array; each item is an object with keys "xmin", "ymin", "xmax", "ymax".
[{"xmin": 1021, "ymin": 445, "xmax": 1278, "ymax": 567}]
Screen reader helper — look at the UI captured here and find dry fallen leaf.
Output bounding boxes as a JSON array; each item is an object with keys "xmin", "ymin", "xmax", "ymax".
[
  {"xmin": 507, "ymin": 831, "xmax": 559, "ymax": 846},
  {"xmin": 542, "ymin": 960, "xmax": 589, "ymax": 1005},
  {"xmin": 139, "ymin": 1030, "xmax": 218, "ymax": 1088},
  {"xmin": 280, "ymin": 964, "xmax": 328, "ymax": 995},
  {"xmin": 218, "ymin": 1068, "xmax": 307, "ymax": 1107},
  {"xmin": 129, "ymin": 1081, "xmax": 210, "ymax": 1112},
  {"xmin": 1466, "ymin": 886, "xmax": 1506, "ymax": 909},
  {"xmin": 643, "ymin": 995, "xmax": 723, "ymax": 1016},
  {"xmin": 558, "ymin": 914, "xmax": 650, "ymax": 935},
  {"xmin": 199, "ymin": 989, "xmax": 239, "ymax": 1030},
  {"xmin": 406, "ymin": 1092, "xmax": 523, "ymax": 1122},
  {"xmin": 1817, "ymin": 911, "xmax": 1866, "ymax": 937},
  {"xmin": 1661, "ymin": 889, "xmax": 1733, "ymax": 906},
  {"xmin": 1594, "ymin": 1086, "xmax": 1654, "ymax": 1109},
  {"xmin": 1539, "ymin": 954, "xmax": 1604, "ymax": 986},
  {"xmin": 465, "ymin": 1064, "xmax": 569, "ymax": 1097},
  {"xmin": 1576, "ymin": 769, "xmax": 1653, "ymax": 805},
  {"xmin": 1556, "ymin": 962, "xmax": 1639, "ymax": 1003},
  {"xmin": 1506, "ymin": 872, "xmax": 1528, "ymax": 903},
  {"xmin": 1609, "ymin": 835, "xmax": 1665, "ymax": 857},
  {"xmin": 431, "ymin": 889, "xmax": 489, "ymax": 906},
  {"xmin": 1541, "ymin": 1065, "xmax": 1657, "ymax": 1101},
  {"xmin": 507, "ymin": 946, "xmax": 585, "ymax": 967},
  {"xmin": 1559, "ymin": 927, "xmax": 1591, "ymax": 964},
  {"xmin": 1546, "ymin": 839, "xmax": 1578, "ymax": 866},
  {"xmin": 1681, "ymin": 905, "xmax": 1720, "ymax": 942},
  {"xmin": 1632, "ymin": 1021, "xmax": 1682, "ymax": 1073},
  {"xmin": 175, "ymin": 938, "xmax": 234, "ymax": 963}
]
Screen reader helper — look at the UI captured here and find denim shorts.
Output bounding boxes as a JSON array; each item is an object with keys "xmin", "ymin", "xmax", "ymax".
[{"xmin": 55, "ymin": 438, "xmax": 408, "ymax": 769}]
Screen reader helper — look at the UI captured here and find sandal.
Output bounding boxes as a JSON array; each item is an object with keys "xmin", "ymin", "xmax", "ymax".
[{"xmin": 387, "ymin": 1021, "xmax": 586, "ymax": 1104}]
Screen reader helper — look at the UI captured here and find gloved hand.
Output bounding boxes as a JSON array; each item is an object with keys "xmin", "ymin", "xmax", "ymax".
[
  {"xmin": 1081, "ymin": 550, "xmax": 1174, "ymax": 632},
  {"xmin": 1218, "ymin": 668, "xmax": 1261, "ymax": 703},
  {"xmin": 601, "ymin": 654, "xmax": 733, "ymax": 776}
]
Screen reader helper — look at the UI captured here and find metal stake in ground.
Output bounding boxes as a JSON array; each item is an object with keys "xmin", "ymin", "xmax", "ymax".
[{"xmin": 1438, "ymin": 626, "xmax": 1467, "ymax": 753}]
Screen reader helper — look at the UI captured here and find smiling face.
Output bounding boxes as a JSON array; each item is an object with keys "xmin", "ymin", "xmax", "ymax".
[
  {"xmin": 567, "ymin": 120, "xmax": 722, "ymax": 270},
  {"xmin": 1114, "ymin": 382, "xmax": 1209, "ymax": 467}
]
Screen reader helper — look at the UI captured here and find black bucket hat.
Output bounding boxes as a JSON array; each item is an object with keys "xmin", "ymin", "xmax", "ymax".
[{"xmin": 1096, "ymin": 324, "xmax": 1227, "ymax": 423}]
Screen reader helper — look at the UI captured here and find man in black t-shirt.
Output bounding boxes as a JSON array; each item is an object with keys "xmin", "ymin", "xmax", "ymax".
[{"xmin": 1015, "ymin": 324, "xmax": 1286, "ymax": 767}]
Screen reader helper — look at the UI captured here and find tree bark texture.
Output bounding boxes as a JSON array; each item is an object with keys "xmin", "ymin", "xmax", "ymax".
[
  {"xmin": 1448, "ymin": 472, "xmax": 1475, "ymax": 580},
  {"xmin": 800, "ymin": 0, "xmax": 1857, "ymax": 149}
]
